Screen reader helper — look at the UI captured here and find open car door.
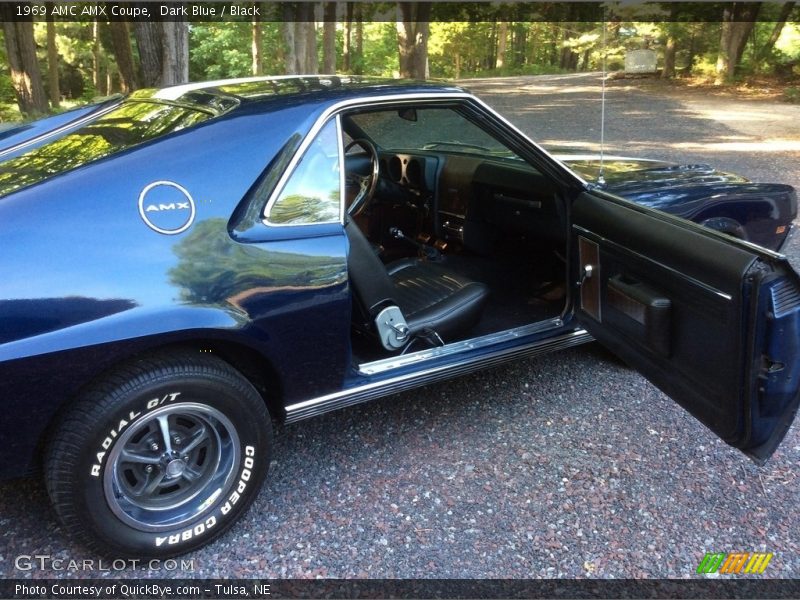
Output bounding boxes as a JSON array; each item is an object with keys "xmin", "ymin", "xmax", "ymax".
[{"xmin": 573, "ymin": 191, "xmax": 800, "ymax": 463}]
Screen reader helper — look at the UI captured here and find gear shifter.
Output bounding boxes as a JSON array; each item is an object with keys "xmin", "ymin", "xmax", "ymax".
[{"xmin": 389, "ymin": 227, "xmax": 440, "ymax": 260}]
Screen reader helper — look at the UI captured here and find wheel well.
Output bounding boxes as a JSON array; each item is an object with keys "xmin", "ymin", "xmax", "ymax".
[
  {"xmin": 696, "ymin": 212, "xmax": 747, "ymax": 239},
  {"xmin": 33, "ymin": 339, "xmax": 285, "ymax": 476},
  {"xmin": 163, "ymin": 340, "xmax": 286, "ymax": 421}
]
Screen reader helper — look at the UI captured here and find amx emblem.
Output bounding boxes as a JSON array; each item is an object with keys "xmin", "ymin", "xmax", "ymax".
[{"xmin": 138, "ymin": 180, "xmax": 196, "ymax": 235}]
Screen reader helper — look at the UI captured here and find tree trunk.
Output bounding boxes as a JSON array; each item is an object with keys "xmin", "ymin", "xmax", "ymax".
[
  {"xmin": 715, "ymin": 2, "xmax": 761, "ymax": 84},
  {"xmin": 662, "ymin": 33, "xmax": 676, "ymax": 78},
  {"xmin": 662, "ymin": 5, "xmax": 678, "ymax": 79},
  {"xmin": 302, "ymin": 4, "xmax": 317, "ymax": 74},
  {"xmin": 133, "ymin": 20, "xmax": 163, "ymax": 87},
  {"xmin": 0, "ymin": 5, "xmax": 49, "ymax": 117},
  {"xmin": 161, "ymin": 21, "xmax": 189, "ymax": 86},
  {"xmin": 512, "ymin": 22, "xmax": 527, "ymax": 67},
  {"xmin": 322, "ymin": 3, "xmax": 337, "ymax": 73},
  {"xmin": 252, "ymin": 6, "xmax": 263, "ymax": 75},
  {"xmin": 396, "ymin": 2, "xmax": 431, "ymax": 79},
  {"xmin": 45, "ymin": 4, "xmax": 60, "ymax": 107},
  {"xmin": 282, "ymin": 4, "xmax": 298, "ymax": 74},
  {"xmin": 92, "ymin": 19, "xmax": 106, "ymax": 95},
  {"xmin": 759, "ymin": 2, "xmax": 795, "ymax": 62},
  {"xmin": 354, "ymin": 3, "xmax": 363, "ymax": 74},
  {"xmin": 109, "ymin": 20, "xmax": 138, "ymax": 92},
  {"xmin": 295, "ymin": 22, "xmax": 307, "ymax": 73},
  {"xmin": 343, "ymin": 2, "xmax": 353, "ymax": 72},
  {"xmin": 496, "ymin": 21, "xmax": 508, "ymax": 69},
  {"xmin": 549, "ymin": 24, "xmax": 559, "ymax": 66}
]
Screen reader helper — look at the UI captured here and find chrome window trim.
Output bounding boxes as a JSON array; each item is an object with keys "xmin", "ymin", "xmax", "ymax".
[
  {"xmin": 336, "ymin": 114, "xmax": 346, "ymax": 224},
  {"xmin": 263, "ymin": 117, "xmax": 343, "ymax": 227},
  {"xmin": 262, "ymin": 92, "xmax": 473, "ymax": 227},
  {"xmin": 0, "ymin": 100, "xmax": 123, "ymax": 160}
]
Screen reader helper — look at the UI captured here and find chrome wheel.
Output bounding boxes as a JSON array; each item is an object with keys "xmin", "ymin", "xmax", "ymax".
[{"xmin": 103, "ymin": 402, "xmax": 240, "ymax": 532}]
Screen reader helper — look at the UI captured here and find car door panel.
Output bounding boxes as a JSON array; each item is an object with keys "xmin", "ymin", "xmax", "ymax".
[{"xmin": 572, "ymin": 191, "xmax": 800, "ymax": 462}]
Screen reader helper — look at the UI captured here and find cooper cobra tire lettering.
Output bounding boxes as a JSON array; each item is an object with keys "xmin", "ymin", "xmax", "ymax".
[
  {"xmin": 45, "ymin": 352, "xmax": 272, "ymax": 558},
  {"xmin": 154, "ymin": 446, "xmax": 256, "ymax": 546},
  {"xmin": 155, "ymin": 516, "xmax": 217, "ymax": 547}
]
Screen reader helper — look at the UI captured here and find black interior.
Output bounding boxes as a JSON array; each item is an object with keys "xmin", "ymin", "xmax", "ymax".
[{"xmin": 342, "ymin": 112, "xmax": 568, "ymax": 363}]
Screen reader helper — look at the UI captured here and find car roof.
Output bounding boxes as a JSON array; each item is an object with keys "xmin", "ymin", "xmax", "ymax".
[{"xmin": 130, "ymin": 75, "xmax": 467, "ymax": 115}]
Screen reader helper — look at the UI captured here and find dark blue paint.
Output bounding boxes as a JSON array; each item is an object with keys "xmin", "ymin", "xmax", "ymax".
[
  {"xmin": 0, "ymin": 77, "xmax": 798, "ymax": 477},
  {"xmin": 564, "ymin": 158, "xmax": 797, "ymax": 251}
]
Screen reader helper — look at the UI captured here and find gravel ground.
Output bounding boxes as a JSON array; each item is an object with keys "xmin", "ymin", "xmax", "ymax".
[{"xmin": 1, "ymin": 73, "xmax": 799, "ymax": 581}]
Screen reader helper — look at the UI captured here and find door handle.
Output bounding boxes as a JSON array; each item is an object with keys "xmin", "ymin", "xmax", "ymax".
[{"xmin": 579, "ymin": 264, "xmax": 594, "ymax": 286}]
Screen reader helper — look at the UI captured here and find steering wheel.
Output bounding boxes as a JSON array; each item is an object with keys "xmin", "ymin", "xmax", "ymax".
[{"xmin": 345, "ymin": 138, "xmax": 379, "ymax": 217}]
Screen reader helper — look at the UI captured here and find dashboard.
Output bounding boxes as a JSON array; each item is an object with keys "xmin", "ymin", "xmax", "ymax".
[{"xmin": 372, "ymin": 150, "xmax": 564, "ymax": 254}]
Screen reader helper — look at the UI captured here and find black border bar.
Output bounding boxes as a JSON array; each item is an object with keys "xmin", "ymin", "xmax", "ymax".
[
  {"xmin": 2, "ymin": 578, "xmax": 800, "ymax": 599},
  {"xmin": 0, "ymin": 2, "xmax": 797, "ymax": 23}
]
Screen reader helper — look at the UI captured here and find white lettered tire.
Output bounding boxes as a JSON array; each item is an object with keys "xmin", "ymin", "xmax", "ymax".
[{"xmin": 44, "ymin": 351, "xmax": 272, "ymax": 557}]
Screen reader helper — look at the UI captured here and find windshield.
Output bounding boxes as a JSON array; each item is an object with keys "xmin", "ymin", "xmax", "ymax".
[{"xmin": 348, "ymin": 107, "xmax": 521, "ymax": 159}]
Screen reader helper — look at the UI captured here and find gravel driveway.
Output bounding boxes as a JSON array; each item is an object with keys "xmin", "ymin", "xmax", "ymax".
[{"xmin": 1, "ymin": 73, "xmax": 799, "ymax": 581}]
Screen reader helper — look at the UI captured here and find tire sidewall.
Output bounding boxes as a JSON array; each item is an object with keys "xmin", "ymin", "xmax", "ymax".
[{"xmin": 70, "ymin": 374, "xmax": 269, "ymax": 557}]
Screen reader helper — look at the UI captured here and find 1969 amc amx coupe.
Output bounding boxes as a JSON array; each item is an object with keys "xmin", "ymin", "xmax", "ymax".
[{"xmin": 0, "ymin": 77, "xmax": 798, "ymax": 557}]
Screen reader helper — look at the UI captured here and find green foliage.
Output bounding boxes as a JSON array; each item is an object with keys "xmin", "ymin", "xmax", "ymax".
[
  {"xmin": 190, "ymin": 23, "xmax": 253, "ymax": 79},
  {"xmin": 351, "ymin": 22, "xmax": 397, "ymax": 77},
  {"xmin": 190, "ymin": 22, "xmax": 286, "ymax": 80},
  {"xmin": 785, "ymin": 87, "xmax": 800, "ymax": 103}
]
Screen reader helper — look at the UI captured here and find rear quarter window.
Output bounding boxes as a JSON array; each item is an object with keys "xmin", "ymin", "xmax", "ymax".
[{"xmin": 0, "ymin": 101, "xmax": 211, "ymax": 198}]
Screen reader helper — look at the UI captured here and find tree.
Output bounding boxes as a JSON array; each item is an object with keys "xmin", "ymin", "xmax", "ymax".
[
  {"xmin": 109, "ymin": 20, "xmax": 138, "ymax": 92},
  {"xmin": 343, "ymin": 2, "xmax": 353, "ymax": 71},
  {"xmin": 758, "ymin": 1, "xmax": 795, "ymax": 63},
  {"xmin": 133, "ymin": 20, "xmax": 162, "ymax": 87},
  {"xmin": 0, "ymin": 3, "xmax": 49, "ymax": 116},
  {"xmin": 495, "ymin": 21, "xmax": 508, "ymax": 69},
  {"xmin": 322, "ymin": 2, "xmax": 336, "ymax": 74},
  {"xmin": 133, "ymin": 19, "xmax": 188, "ymax": 87},
  {"xmin": 252, "ymin": 4, "xmax": 263, "ymax": 75},
  {"xmin": 161, "ymin": 22, "xmax": 189, "ymax": 85},
  {"xmin": 354, "ymin": 3, "xmax": 363, "ymax": 74},
  {"xmin": 715, "ymin": 2, "xmax": 762, "ymax": 84},
  {"xmin": 302, "ymin": 4, "xmax": 317, "ymax": 74},
  {"xmin": 45, "ymin": 4, "xmax": 60, "ymax": 107},
  {"xmin": 396, "ymin": 2, "xmax": 431, "ymax": 78}
]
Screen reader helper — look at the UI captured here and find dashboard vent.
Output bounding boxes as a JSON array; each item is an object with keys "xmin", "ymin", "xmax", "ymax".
[{"xmin": 771, "ymin": 279, "xmax": 800, "ymax": 318}]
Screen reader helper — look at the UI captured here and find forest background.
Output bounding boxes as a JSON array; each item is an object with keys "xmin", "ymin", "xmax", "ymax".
[{"xmin": 1, "ymin": 1, "xmax": 799, "ymax": 121}]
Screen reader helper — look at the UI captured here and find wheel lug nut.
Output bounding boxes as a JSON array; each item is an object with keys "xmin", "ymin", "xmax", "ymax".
[
  {"xmin": 150, "ymin": 442, "xmax": 159, "ymax": 451},
  {"xmin": 172, "ymin": 435, "xmax": 181, "ymax": 444},
  {"xmin": 145, "ymin": 465, "xmax": 154, "ymax": 473}
]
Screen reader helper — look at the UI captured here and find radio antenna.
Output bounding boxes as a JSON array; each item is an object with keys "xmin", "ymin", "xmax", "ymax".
[{"xmin": 597, "ymin": 10, "xmax": 607, "ymax": 187}]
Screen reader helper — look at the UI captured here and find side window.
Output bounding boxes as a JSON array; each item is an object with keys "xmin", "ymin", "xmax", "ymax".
[{"xmin": 267, "ymin": 118, "xmax": 342, "ymax": 225}]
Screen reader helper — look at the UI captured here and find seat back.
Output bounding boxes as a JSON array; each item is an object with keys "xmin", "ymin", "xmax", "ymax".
[{"xmin": 344, "ymin": 216, "xmax": 396, "ymax": 318}]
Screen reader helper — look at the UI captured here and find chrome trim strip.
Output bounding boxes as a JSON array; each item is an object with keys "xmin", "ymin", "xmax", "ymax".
[
  {"xmin": 359, "ymin": 318, "xmax": 563, "ymax": 375},
  {"xmin": 262, "ymin": 92, "xmax": 473, "ymax": 227},
  {"xmin": 0, "ymin": 100, "xmax": 123, "ymax": 160},
  {"xmin": 284, "ymin": 329, "xmax": 593, "ymax": 424},
  {"xmin": 336, "ymin": 114, "xmax": 346, "ymax": 224},
  {"xmin": 573, "ymin": 224, "xmax": 734, "ymax": 301}
]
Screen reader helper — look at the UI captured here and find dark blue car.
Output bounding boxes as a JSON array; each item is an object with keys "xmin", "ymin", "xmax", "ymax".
[{"xmin": 0, "ymin": 76, "xmax": 798, "ymax": 558}]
